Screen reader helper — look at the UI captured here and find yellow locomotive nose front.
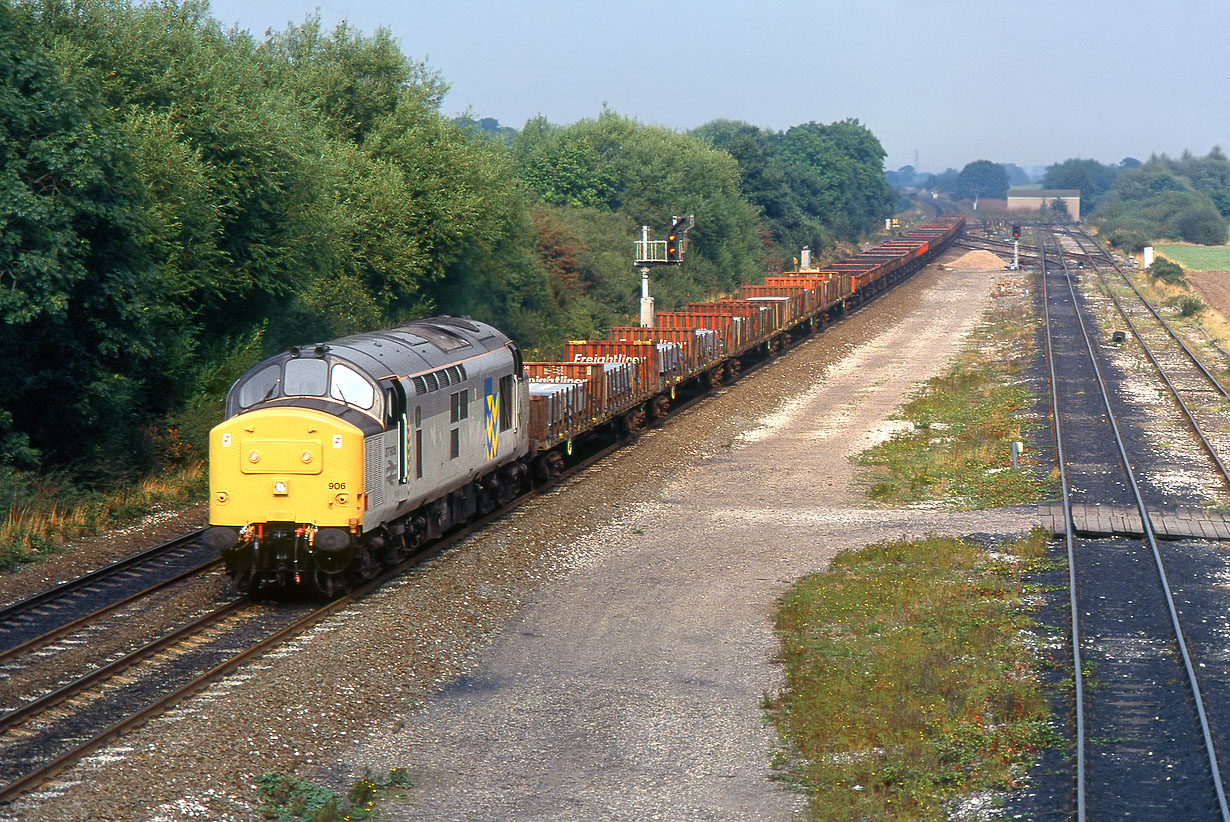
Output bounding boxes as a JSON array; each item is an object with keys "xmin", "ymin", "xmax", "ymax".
[{"xmin": 209, "ymin": 407, "xmax": 364, "ymax": 529}]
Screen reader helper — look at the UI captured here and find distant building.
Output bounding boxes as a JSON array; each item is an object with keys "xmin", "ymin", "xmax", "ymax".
[{"xmin": 1006, "ymin": 188, "xmax": 1081, "ymax": 221}]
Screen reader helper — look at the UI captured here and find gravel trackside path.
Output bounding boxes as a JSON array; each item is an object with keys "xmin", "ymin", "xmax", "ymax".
[
  {"xmin": 4, "ymin": 260, "xmax": 1037, "ymax": 822},
  {"xmin": 357, "ymin": 263, "xmax": 1038, "ymax": 822}
]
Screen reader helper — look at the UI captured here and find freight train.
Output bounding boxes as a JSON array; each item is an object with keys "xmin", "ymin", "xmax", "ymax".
[{"xmin": 203, "ymin": 215, "xmax": 966, "ymax": 595}]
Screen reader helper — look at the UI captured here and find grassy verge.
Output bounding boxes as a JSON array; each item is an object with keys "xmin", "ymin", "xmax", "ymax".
[
  {"xmin": 857, "ymin": 296, "xmax": 1054, "ymax": 508},
  {"xmin": 768, "ymin": 533, "xmax": 1059, "ymax": 820},
  {"xmin": 0, "ymin": 462, "xmax": 207, "ymax": 572}
]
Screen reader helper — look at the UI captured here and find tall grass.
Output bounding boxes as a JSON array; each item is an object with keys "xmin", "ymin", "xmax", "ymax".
[
  {"xmin": 769, "ymin": 533, "xmax": 1057, "ymax": 820},
  {"xmin": 0, "ymin": 462, "xmax": 207, "ymax": 571}
]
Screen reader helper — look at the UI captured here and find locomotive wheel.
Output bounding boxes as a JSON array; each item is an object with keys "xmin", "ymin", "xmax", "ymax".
[
  {"xmin": 406, "ymin": 515, "xmax": 427, "ymax": 548},
  {"xmin": 351, "ymin": 544, "xmax": 380, "ymax": 583},
  {"xmin": 497, "ymin": 465, "xmax": 521, "ymax": 504},
  {"xmin": 478, "ymin": 478, "xmax": 499, "ymax": 514},
  {"xmin": 395, "ymin": 532, "xmax": 413, "ymax": 562},
  {"xmin": 486, "ymin": 481, "xmax": 502, "ymax": 510},
  {"xmin": 383, "ymin": 528, "xmax": 411, "ymax": 563},
  {"xmin": 541, "ymin": 451, "xmax": 566, "ymax": 481}
]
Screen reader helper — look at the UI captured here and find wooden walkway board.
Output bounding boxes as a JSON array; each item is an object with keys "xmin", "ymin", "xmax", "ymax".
[{"xmin": 1038, "ymin": 502, "xmax": 1230, "ymax": 540}]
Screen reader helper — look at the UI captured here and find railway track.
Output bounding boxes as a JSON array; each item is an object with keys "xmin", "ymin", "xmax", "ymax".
[
  {"xmin": 0, "ymin": 534, "xmax": 219, "ymax": 661},
  {"xmin": 1057, "ymin": 227, "xmax": 1230, "ymax": 484},
  {"xmin": 0, "ymin": 248, "xmax": 942, "ymax": 804},
  {"xmin": 0, "ymin": 421, "xmax": 645, "ymax": 802},
  {"xmin": 1039, "ymin": 226, "xmax": 1230, "ymax": 820}
]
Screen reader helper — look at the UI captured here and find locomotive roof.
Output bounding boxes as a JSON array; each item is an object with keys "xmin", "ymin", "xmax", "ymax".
[
  {"xmin": 224, "ymin": 317, "xmax": 514, "ymax": 421},
  {"xmin": 322, "ymin": 316, "xmax": 512, "ymax": 379}
]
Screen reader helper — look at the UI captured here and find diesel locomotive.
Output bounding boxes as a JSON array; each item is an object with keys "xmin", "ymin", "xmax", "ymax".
[{"xmin": 203, "ymin": 317, "xmax": 529, "ymax": 596}]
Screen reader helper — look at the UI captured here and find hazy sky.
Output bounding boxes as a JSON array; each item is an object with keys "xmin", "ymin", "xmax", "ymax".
[{"xmin": 207, "ymin": 0, "xmax": 1229, "ymax": 173}]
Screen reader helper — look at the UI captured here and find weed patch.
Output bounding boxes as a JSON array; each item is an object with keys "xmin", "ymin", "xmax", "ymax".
[
  {"xmin": 256, "ymin": 768, "xmax": 412, "ymax": 821},
  {"xmin": 768, "ymin": 533, "xmax": 1058, "ymax": 820}
]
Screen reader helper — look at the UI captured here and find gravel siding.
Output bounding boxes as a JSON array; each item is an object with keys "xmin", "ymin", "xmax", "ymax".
[{"xmin": 4, "ymin": 260, "xmax": 1034, "ymax": 822}]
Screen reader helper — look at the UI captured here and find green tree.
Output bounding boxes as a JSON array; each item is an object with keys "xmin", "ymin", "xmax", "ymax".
[
  {"xmin": 552, "ymin": 111, "xmax": 764, "ymax": 301},
  {"xmin": 1094, "ymin": 154, "xmax": 1230, "ymax": 245},
  {"xmin": 1001, "ymin": 163, "xmax": 1031, "ymax": 186},
  {"xmin": 779, "ymin": 120, "xmax": 893, "ymax": 242},
  {"xmin": 513, "ymin": 116, "xmax": 617, "ymax": 209},
  {"xmin": 1171, "ymin": 202, "xmax": 1227, "ymax": 244},
  {"xmin": 0, "ymin": 4, "xmax": 176, "ymax": 468},
  {"xmin": 925, "ymin": 168, "xmax": 961, "ymax": 195},
  {"xmin": 1043, "ymin": 158, "xmax": 1119, "ymax": 208},
  {"xmin": 954, "ymin": 160, "xmax": 1009, "ymax": 200},
  {"xmin": 5, "ymin": 0, "xmax": 559, "ymax": 472},
  {"xmin": 691, "ymin": 119, "xmax": 811, "ymax": 256},
  {"xmin": 260, "ymin": 14, "xmax": 441, "ymax": 144}
]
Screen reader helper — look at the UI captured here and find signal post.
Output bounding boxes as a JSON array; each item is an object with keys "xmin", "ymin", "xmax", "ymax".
[{"xmin": 634, "ymin": 215, "xmax": 693, "ymax": 327}]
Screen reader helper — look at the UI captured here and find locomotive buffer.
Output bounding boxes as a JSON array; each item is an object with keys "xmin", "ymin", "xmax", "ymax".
[{"xmin": 634, "ymin": 215, "xmax": 693, "ymax": 327}]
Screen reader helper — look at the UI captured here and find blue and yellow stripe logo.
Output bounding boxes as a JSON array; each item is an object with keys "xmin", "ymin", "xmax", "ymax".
[{"xmin": 484, "ymin": 377, "xmax": 499, "ymax": 460}]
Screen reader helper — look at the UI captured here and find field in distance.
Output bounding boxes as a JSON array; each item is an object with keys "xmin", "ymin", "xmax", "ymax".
[{"xmin": 1155, "ymin": 243, "xmax": 1230, "ymax": 271}]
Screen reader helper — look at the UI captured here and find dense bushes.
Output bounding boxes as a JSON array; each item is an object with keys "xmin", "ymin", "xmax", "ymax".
[{"xmin": 1094, "ymin": 151, "xmax": 1230, "ymax": 247}]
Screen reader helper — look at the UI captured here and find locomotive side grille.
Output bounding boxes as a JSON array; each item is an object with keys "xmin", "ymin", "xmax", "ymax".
[{"xmin": 364, "ymin": 436, "xmax": 385, "ymax": 508}]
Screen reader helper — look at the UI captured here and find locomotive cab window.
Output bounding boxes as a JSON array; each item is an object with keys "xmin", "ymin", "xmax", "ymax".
[
  {"xmin": 330, "ymin": 363, "xmax": 374, "ymax": 410},
  {"xmin": 237, "ymin": 364, "xmax": 281, "ymax": 408},
  {"xmin": 284, "ymin": 358, "xmax": 327, "ymax": 396}
]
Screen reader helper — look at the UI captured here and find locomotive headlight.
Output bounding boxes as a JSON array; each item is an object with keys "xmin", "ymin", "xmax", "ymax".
[
  {"xmin": 301, "ymin": 451, "xmax": 313, "ymax": 464},
  {"xmin": 273, "ymin": 481, "xmax": 288, "ymax": 495},
  {"xmin": 248, "ymin": 451, "xmax": 260, "ymax": 464}
]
